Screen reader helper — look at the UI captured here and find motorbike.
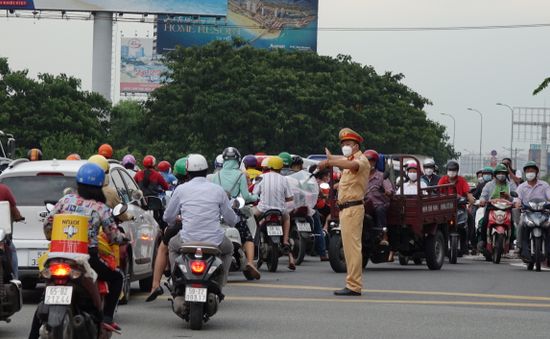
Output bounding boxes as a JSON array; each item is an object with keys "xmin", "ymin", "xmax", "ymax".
[
  {"xmin": 483, "ymin": 198, "xmax": 514, "ymax": 264},
  {"xmin": 220, "ymin": 198, "xmax": 254, "ymax": 279},
  {"xmin": 521, "ymin": 198, "xmax": 550, "ymax": 271},
  {"xmin": 327, "ymin": 215, "xmax": 372, "ymax": 273},
  {"xmin": 0, "ymin": 201, "xmax": 23, "ymax": 323},
  {"xmin": 256, "ymin": 210, "xmax": 284, "ymax": 272},
  {"xmin": 35, "ymin": 203, "xmax": 127, "ymax": 339},
  {"xmin": 448, "ymin": 197, "xmax": 469, "ymax": 264},
  {"xmin": 290, "ymin": 206, "xmax": 313, "ymax": 265}
]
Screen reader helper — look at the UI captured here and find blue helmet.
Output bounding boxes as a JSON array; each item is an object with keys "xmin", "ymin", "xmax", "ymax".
[{"xmin": 76, "ymin": 163, "xmax": 105, "ymax": 187}]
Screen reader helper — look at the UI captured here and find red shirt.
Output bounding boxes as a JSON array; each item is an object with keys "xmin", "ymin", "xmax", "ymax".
[
  {"xmin": 134, "ymin": 169, "xmax": 170, "ymax": 191},
  {"xmin": 0, "ymin": 183, "xmax": 22, "ymax": 220},
  {"xmin": 437, "ymin": 176, "xmax": 470, "ymax": 197}
]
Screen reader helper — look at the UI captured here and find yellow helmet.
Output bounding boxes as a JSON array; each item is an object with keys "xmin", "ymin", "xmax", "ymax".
[
  {"xmin": 268, "ymin": 156, "xmax": 284, "ymax": 170},
  {"xmin": 88, "ymin": 154, "xmax": 109, "ymax": 173}
]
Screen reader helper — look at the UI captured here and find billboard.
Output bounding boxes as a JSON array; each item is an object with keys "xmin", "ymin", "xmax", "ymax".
[
  {"xmin": 157, "ymin": 0, "xmax": 318, "ymax": 53},
  {"xmin": 0, "ymin": 0, "xmax": 228, "ymax": 16},
  {"xmin": 120, "ymin": 37, "xmax": 168, "ymax": 94}
]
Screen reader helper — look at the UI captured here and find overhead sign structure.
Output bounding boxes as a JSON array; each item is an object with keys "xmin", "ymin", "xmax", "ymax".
[
  {"xmin": 0, "ymin": 0, "xmax": 228, "ymax": 16},
  {"xmin": 157, "ymin": 0, "xmax": 318, "ymax": 53},
  {"xmin": 120, "ymin": 37, "xmax": 168, "ymax": 94}
]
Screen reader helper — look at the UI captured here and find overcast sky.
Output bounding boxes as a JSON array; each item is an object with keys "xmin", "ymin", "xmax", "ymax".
[{"xmin": 1, "ymin": 0, "xmax": 550, "ymax": 162}]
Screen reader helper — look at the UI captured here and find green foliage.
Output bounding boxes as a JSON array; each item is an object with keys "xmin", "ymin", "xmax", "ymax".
[{"xmin": 533, "ymin": 77, "xmax": 550, "ymax": 95}]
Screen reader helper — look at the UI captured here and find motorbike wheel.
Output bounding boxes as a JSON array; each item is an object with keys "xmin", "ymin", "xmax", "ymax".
[
  {"xmin": 188, "ymin": 302, "xmax": 204, "ymax": 330},
  {"xmin": 328, "ymin": 233, "xmax": 347, "ymax": 273},
  {"xmin": 291, "ymin": 228, "xmax": 307, "ymax": 266},
  {"xmin": 266, "ymin": 238, "xmax": 279, "ymax": 273},
  {"xmin": 398, "ymin": 254, "xmax": 409, "ymax": 266},
  {"xmin": 51, "ymin": 309, "xmax": 74, "ymax": 339},
  {"xmin": 527, "ymin": 262, "xmax": 534, "ymax": 271},
  {"xmin": 493, "ymin": 233, "xmax": 504, "ymax": 264},
  {"xmin": 449, "ymin": 235, "xmax": 458, "ymax": 264},
  {"xmin": 425, "ymin": 230, "xmax": 445, "ymax": 270},
  {"xmin": 119, "ymin": 257, "xmax": 131, "ymax": 305},
  {"xmin": 534, "ymin": 237, "xmax": 543, "ymax": 272}
]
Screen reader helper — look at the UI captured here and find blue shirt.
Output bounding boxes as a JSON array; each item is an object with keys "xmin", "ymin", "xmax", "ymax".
[
  {"xmin": 161, "ymin": 172, "xmax": 177, "ymax": 190},
  {"xmin": 210, "ymin": 159, "xmax": 258, "ymax": 203},
  {"xmin": 163, "ymin": 177, "xmax": 238, "ymax": 246}
]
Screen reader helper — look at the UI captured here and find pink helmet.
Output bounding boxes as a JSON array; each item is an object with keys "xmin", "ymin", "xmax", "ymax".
[
  {"xmin": 122, "ymin": 154, "xmax": 136, "ymax": 167},
  {"xmin": 406, "ymin": 161, "xmax": 418, "ymax": 170}
]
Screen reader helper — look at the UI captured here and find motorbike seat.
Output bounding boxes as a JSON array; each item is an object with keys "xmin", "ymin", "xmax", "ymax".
[{"xmin": 179, "ymin": 243, "xmax": 221, "ymax": 256}]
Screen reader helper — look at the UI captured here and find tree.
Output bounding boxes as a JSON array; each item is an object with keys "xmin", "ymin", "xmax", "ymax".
[
  {"xmin": 109, "ymin": 100, "xmax": 147, "ymax": 159},
  {"xmin": 533, "ymin": 77, "xmax": 550, "ymax": 95},
  {"xmin": 144, "ymin": 41, "xmax": 455, "ymax": 164}
]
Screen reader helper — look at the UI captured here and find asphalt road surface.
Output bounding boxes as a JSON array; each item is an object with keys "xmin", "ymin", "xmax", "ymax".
[{"xmin": 3, "ymin": 255, "xmax": 550, "ymax": 339}]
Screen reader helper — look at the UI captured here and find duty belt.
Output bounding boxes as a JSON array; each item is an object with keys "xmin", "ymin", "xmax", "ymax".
[{"xmin": 337, "ymin": 200, "xmax": 364, "ymax": 210}]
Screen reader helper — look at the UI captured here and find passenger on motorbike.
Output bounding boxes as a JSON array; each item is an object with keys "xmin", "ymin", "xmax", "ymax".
[
  {"xmin": 210, "ymin": 147, "xmax": 260, "ymax": 280},
  {"xmin": 252, "ymin": 156, "xmax": 296, "ymax": 270},
  {"xmin": 164, "ymin": 154, "xmax": 237, "ymax": 288},
  {"xmin": 472, "ymin": 167, "xmax": 494, "ymax": 199},
  {"xmin": 158, "ymin": 160, "xmax": 177, "ymax": 190},
  {"xmin": 243, "ymin": 155, "xmax": 262, "ymax": 181},
  {"xmin": 278, "ymin": 152, "xmax": 293, "ymax": 176},
  {"xmin": 397, "ymin": 162, "xmax": 427, "ymax": 195},
  {"xmin": 421, "ymin": 159, "xmax": 440, "ymax": 187},
  {"xmin": 502, "ymin": 157, "xmax": 523, "ymax": 186},
  {"xmin": 134, "ymin": 155, "xmax": 170, "ymax": 228},
  {"xmin": 514, "ymin": 161, "xmax": 550, "ymax": 259},
  {"xmin": 0, "ymin": 183, "xmax": 24, "ymax": 279}
]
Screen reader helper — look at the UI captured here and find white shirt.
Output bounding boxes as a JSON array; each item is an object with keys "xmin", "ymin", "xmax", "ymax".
[
  {"xmin": 397, "ymin": 180, "xmax": 427, "ymax": 195},
  {"xmin": 163, "ymin": 177, "xmax": 238, "ymax": 246},
  {"xmin": 253, "ymin": 171, "xmax": 293, "ymax": 213}
]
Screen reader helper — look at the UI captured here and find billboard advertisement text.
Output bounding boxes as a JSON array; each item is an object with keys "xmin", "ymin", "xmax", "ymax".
[{"xmin": 120, "ymin": 37, "xmax": 168, "ymax": 94}]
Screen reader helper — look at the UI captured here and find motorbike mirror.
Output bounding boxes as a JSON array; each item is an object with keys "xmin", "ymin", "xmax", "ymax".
[
  {"xmin": 172, "ymin": 179, "xmax": 178, "ymax": 186},
  {"xmin": 45, "ymin": 203, "xmax": 55, "ymax": 212},
  {"xmin": 131, "ymin": 190, "xmax": 144, "ymax": 202},
  {"xmin": 319, "ymin": 182, "xmax": 330, "ymax": 190},
  {"xmin": 232, "ymin": 197, "xmax": 246, "ymax": 210},
  {"xmin": 113, "ymin": 203, "xmax": 128, "ymax": 218},
  {"xmin": 510, "ymin": 191, "xmax": 518, "ymax": 198},
  {"xmin": 63, "ymin": 187, "xmax": 74, "ymax": 195}
]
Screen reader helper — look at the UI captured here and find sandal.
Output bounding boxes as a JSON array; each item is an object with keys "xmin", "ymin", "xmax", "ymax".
[{"xmin": 288, "ymin": 262, "xmax": 296, "ymax": 271}]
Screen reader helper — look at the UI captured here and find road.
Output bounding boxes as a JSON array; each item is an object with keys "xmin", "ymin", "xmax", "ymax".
[{"xmin": 3, "ymin": 255, "xmax": 550, "ymax": 339}]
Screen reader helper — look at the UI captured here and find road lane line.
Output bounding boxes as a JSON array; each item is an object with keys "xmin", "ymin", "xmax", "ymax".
[{"xmin": 227, "ymin": 283, "xmax": 550, "ymax": 302}]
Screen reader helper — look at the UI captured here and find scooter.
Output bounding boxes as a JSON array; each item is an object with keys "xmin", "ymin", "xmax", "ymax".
[
  {"xmin": 485, "ymin": 198, "xmax": 514, "ymax": 264},
  {"xmin": 0, "ymin": 201, "xmax": 22, "ymax": 323},
  {"xmin": 220, "ymin": 198, "xmax": 253, "ymax": 279},
  {"xmin": 256, "ymin": 210, "xmax": 284, "ymax": 272},
  {"xmin": 290, "ymin": 206, "xmax": 313, "ymax": 265},
  {"xmin": 448, "ymin": 197, "xmax": 469, "ymax": 264},
  {"xmin": 521, "ymin": 198, "xmax": 550, "ymax": 271}
]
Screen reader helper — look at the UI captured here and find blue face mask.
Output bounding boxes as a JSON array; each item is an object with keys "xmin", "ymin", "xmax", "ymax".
[{"xmin": 483, "ymin": 174, "xmax": 492, "ymax": 182}]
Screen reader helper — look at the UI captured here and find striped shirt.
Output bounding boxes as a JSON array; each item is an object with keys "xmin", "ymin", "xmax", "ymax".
[{"xmin": 253, "ymin": 172, "xmax": 293, "ymax": 213}]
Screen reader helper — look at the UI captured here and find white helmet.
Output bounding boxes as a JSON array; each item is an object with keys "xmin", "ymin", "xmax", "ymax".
[
  {"xmin": 187, "ymin": 154, "xmax": 208, "ymax": 172},
  {"xmin": 214, "ymin": 154, "xmax": 224, "ymax": 168},
  {"xmin": 261, "ymin": 157, "xmax": 269, "ymax": 168},
  {"xmin": 423, "ymin": 158, "xmax": 436, "ymax": 168}
]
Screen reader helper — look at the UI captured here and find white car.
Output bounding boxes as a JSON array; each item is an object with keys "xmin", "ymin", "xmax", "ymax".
[{"xmin": 0, "ymin": 159, "xmax": 160, "ymax": 301}]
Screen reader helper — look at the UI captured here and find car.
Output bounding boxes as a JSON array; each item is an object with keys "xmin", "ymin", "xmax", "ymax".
[{"xmin": 0, "ymin": 159, "xmax": 160, "ymax": 301}]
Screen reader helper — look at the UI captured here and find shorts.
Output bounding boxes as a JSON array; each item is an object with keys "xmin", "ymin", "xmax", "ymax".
[{"xmin": 235, "ymin": 220, "xmax": 253, "ymax": 243}]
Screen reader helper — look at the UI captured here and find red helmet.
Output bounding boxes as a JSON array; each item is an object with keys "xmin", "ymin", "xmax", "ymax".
[
  {"xmin": 363, "ymin": 149, "xmax": 379, "ymax": 162},
  {"xmin": 66, "ymin": 153, "xmax": 81, "ymax": 160},
  {"xmin": 158, "ymin": 160, "xmax": 171, "ymax": 172},
  {"xmin": 98, "ymin": 144, "xmax": 113, "ymax": 159},
  {"xmin": 143, "ymin": 155, "xmax": 156, "ymax": 168}
]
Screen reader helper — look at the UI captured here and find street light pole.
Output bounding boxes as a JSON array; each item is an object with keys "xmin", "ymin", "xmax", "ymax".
[
  {"xmin": 496, "ymin": 102, "xmax": 514, "ymax": 160},
  {"xmin": 440, "ymin": 113, "xmax": 456, "ymax": 150},
  {"xmin": 468, "ymin": 107, "xmax": 483, "ymax": 169}
]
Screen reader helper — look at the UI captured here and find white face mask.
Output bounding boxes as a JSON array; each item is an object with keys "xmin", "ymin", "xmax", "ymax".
[
  {"xmin": 496, "ymin": 174, "xmax": 506, "ymax": 182},
  {"xmin": 408, "ymin": 172, "xmax": 418, "ymax": 181},
  {"xmin": 447, "ymin": 171, "xmax": 457, "ymax": 178},
  {"xmin": 483, "ymin": 174, "xmax": 492, "ymax": 182},
  {"xmin": 477, "ymin": 176, "xmax": 484, "ymax": 184},
  {"xmin": 424, "ymin": 168, "xmax": 434, "ymax": 176},
  {"xmin": 525, "ymin": 172, "xmax": 537, "ymax": 181},
  {"xmin": 342, "ymin": 145, "xmax": 353, "ymax": 157}
]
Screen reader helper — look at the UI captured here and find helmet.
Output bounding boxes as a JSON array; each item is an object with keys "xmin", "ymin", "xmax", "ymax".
[
  {"xmin": 523, "ymin": 161, "xmax": 539, "ymax": 173},
  {"xmin": 494, "ymin": 163, "xmax": 508, "ymax": 174},
  {"xmin": 242, "ymin": 155, "xmax": 257, "ymax": 168},
  {"xmin": 66, "ymin": 153, "xmax": 81, "ymax": 161},
  {"xmin": 268, "ymin": 156, "xmax": 284, "ymax": 170},
  {"xmin": 173, "ymin": 157, "xmax": 188, "ymax": 176},
  {"xmin": 143, "ymin": 155, "xmax": 156, "ymax": 169},
  {"xmin": 158, "ymin": 160, "xmax": 171, "ymax": 173},
  {"xmin": 76, "ymin": 163, "xmax": 105, "ymax": 187},
  {"xmin": 423, "ymin": 159, "xmax": 436, "ymax": 168},
  {"xmin": 406, "ymin": 162, "xmax": 418, "ymax": 170},
  {"xmin": 27, "ymin": 148, "xmax": 42, "ymax": 161},
  {"xmin": 278, "ymin": 152, "xmax": 292, "ymax": 167},
  {"xmin": 482, "ymin": 166, "xmax": 494, "ymax": 174},
  {"xmin": 88, "ymin": 154, "xmax": 109, "ymax": 172},
  {"xmin": 214, "ymin": 154, "xmax": 224, "ymax": 168},
  {"xmin": 187, "ymin": 154, "xmax": 208, "ymax": 172},
  {"xmin": 363, "ymin": 150, "xmax": 379, "ymax": 162},
  {"xmin": 261, "ymin": 157, "xmax": 270, "ymax": 168},
  {"xmin": 98, "ymin": 144, "xmax": 113, "ymax": 159},
  {"xmin": 122, "ymin": 154, "xmax": 136, "ymax": 166},
  {"xmin": 446, "ymin": 160, "xmax": 459, "ymax": 171},
  {"xmin": 291, "ymin": 155, "xmax": 303, "ymax": 167},
  {"xmin": 475, "ymin": 168, "xmax": 483, "ymax": 176},
  {"xmin": 222, "ymin": 147, "xmax": 241, "ymax": 162}
]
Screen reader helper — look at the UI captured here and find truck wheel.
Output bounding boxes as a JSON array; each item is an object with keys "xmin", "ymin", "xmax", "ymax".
[
  {"xmin": 493, "ymin": 234, "xmax": 503, "ymax": 264},
  {"xmin": 425, "ymin": 230, "xmax": 445, "ymax": 270},
  {"xmin": 328, "ymin": 233, "xmax": 347, "ymax": 273},
  {"xmin": 449, "ymin": 234, "xmax": 458, "ymax": 264},
  {"xmin": 188, "ymin": 302, "xmax": 204, "ymax": 330}
]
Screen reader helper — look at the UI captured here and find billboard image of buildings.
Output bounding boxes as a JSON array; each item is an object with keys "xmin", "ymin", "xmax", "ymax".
[
  {"xmin": 120, "ymin": 37, "xmax": 168, "ymax": 94},
  {"xmin": 157, "ymin": 0, "xmax": 318, "ymax": 53},
  {"xmin": 0, "ymin": 0, "xmax": 228, "ymax": 16}
]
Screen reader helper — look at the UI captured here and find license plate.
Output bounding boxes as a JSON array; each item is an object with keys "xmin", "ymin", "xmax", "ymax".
[
  {"xmin": 44, "ymin": 286, "xmax": 73, "ymax": 305},
  {"xmin": 267, "ymin": 225, "xmax": 283, "ymax": 236},
  {"xmin": 296, "ymin": 222, "xmax": 311, "ymax": 232},
  {"xmin": 185, "ymin": 287, "xmax": 207, "ymax": 303},
  {"xmin": 28, "ymin": 250, "xmax": 47, "ymax": 267}
]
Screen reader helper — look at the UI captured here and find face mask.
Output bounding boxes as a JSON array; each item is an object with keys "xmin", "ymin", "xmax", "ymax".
[
  {"xmin": 408, "ymin": 173, "xmax": 418, "ymax": 181},
  {"xmin": 342, "ymin": 145, "xmax": 353, "ymax": 157},
  {"xmin": 496, "ymin": 174, "xmax": 506, "ymax": 182},
  {"xmin": 477, "ymin": 176, "xmax": 484, "ymax": 184},
  {"xmin": 447, "ymin": 171, "xmax": 457, "ymax": 178},
  {"xmin": 424, "ymin": 168, "xmax": 434, "ymax": 176},
  {"xmin": 483, "ymin": 174, "xmax": 492, "ymax": 182},
  {"xmin": 526, "ymin": 172, "xmax": 537, "ymax": 181}
]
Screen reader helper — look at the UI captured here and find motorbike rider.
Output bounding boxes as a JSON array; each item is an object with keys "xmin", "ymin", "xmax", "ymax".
[
  {"xmin": 0, "ymin": 183, "xmax": 24, "ymax": 279},
  {"xmin": 27, "ymin": 148, "xmax": 42, "ymax": 161},
  {"xmin": 421, "ymin": 159, "xmax": 440, "ymax": 187},
  {"xmin": 158, "ymin": 160, "xmax": 177, "ymax": 189},
  {"xmin": 98, "ymin": 143, "xmax": 113, "ymax": 159},
  {"xmin": 472, "ymin": 167, "xmax": 494, "ymax": 199},
  {"xmin": 210, "ymin": 147, "xmax": 261, "ymax": 280},
  {"xmin": 397, "ymin": 162, "xmax": 427, "ymax": 195},
  {"xmin": 514, "ymin": 161, "xmax": 550, "ymax": 260},
  {"xmin": 165, "ymin": 154, "xmax": 237, "ymax": 288},
  {"xmin": 134, "ymin": 155, "xmax": 170, "ymax": 228},
  {"xmin": 278, "ymin": 152, "xmax": 293, "ymax": 176},
  {"xmin": 243, "ymin": 155, "xmax": 262, "ymax": 181},
  {"xmin": 437, "ymin": 161, "xmax": 475, "ymax": 203},
  {"xmin": 122, "ymin": 154, "xmax": 137, "ymax": 172},
  {"xmin": 252, "ymin": 156, "xmax": 296, "ymax": 270}
]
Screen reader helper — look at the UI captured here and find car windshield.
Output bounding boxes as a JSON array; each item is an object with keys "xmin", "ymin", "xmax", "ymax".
[{"xmin": 0, "ymin": 175, "xmax": 77, "ymax": 206}]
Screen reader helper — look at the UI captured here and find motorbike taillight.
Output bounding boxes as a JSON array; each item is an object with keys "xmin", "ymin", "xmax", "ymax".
[
  {"xmin": 50, "ymin": 263, "xmax": 71, "ymax": 278},
  {"xmin": 268, "ymin": 214, "xmax": 281, "ymax": 223},
  {"xmin": 190, "ymin": 260, "xmax": 207, "ymax": 275}
]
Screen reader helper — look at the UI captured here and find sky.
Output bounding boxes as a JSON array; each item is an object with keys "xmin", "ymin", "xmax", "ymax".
[{"xmin": 1, "ymin": 0, "xmax": 550, "ymax": 165}]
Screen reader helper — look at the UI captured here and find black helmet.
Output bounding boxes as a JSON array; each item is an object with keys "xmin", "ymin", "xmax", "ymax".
[
  {"xmin": 291, "ymin": 155, "xmax": 303, "ymax": 168},
  {"xmin": 446, "ymin": 160, "xmax": 459, "ymax": 171},
  {"xmin": 222, "ymin": 147, "xmax": 241, "ymax": 162}
]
